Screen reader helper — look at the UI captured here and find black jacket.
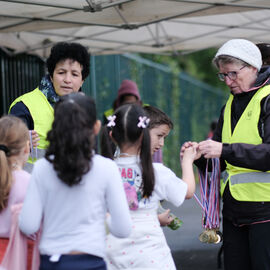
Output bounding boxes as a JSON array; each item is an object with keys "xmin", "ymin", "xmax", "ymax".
[{"xmin": 195, "ymin": 67, "xmax": 270, "ymax": 225}]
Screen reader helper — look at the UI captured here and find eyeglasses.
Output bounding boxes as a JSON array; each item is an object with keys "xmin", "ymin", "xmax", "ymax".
[{"xmin": 217, "ymin": 66, "xmax": 246, "ymax": 81}]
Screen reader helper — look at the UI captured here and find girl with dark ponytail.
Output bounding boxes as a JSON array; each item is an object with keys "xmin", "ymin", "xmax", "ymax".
[
  {"xmin": 106, "ymin": 104, "xmax": 155, "ymax": 198},
  {"xmin": 19, "ymin": 93, "xmax": 132, "ymax": 270},
  {"xmin": 104, "ymin": 104, "xmax": 196, "ymax": 270}
]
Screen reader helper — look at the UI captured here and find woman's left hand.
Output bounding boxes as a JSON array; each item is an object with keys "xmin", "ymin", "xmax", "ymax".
[
  {"xmin": 198, "ymin": 139, "xmax": 222, "ymax": 159},
  {"xmin": 30, "ymin": 130, "xmax": 40, "ymax": 148}
]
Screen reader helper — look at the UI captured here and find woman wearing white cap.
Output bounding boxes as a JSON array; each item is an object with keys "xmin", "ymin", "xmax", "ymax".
[{"xmin": 182, "ymin": 39, "xmax": 270, "ymax": 269}]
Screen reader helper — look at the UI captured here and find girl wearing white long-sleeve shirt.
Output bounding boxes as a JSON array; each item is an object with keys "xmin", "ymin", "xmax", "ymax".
[{"xmin": 19, "ymin": 93, "xmax": 132, "ymax": 270}]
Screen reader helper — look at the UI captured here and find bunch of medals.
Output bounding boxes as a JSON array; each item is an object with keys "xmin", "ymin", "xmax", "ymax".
[{"xmin": 194, "ymin": 158, "xmax": 222, "ymax": 244}]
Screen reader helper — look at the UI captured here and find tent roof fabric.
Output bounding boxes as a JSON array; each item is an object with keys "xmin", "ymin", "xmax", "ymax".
[{"xmin": 1, "ymin": 0, "xmax": 270, "ymax": 57}]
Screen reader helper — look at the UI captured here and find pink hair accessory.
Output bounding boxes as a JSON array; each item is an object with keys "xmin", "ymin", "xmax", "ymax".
[
  {"xmin": 107, "ymin": 115, "xmax": 116, "ymax": 127},
  {"xmin": 137, "ymin": 116, "xmax": 150, "ymax": 128}
]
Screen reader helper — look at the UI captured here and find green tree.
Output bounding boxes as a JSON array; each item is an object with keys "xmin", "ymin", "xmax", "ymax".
[{"xmin": 140, "ymin": 48, "xmax": 228, "ymax": 92}]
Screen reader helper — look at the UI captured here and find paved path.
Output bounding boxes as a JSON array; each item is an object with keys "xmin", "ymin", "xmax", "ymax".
[{"xmin": 162, "ymin": 186, "xmax": 223, "ymax": 270}]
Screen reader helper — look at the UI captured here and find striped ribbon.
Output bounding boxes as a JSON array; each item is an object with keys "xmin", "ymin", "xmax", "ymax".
[
  {"xmin": 194, "ymin": 158, "xmax": 221, "ymax": 229},
  {"xmin": 29, "ymin": 130, "xmax": 38, "ymax": 161}
]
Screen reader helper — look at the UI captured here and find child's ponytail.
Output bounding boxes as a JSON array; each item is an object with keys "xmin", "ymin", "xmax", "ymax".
[
  {"xmin": 110, "ymin": 104, "xmax": 155, "ymax": 197},
  {"xmin": 0, "ymin": 148, "xmax": 12, "ymax": 211},
  {"xmin": 100, "ymin": 125, "xmax": 115, "ymax": 160},
  {"xmin": 140, "ymin": 128, "xmax": 155, "ymax": 198}
]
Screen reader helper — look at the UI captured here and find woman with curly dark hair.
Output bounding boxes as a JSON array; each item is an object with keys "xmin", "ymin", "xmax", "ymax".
[
  {"xmin": 9, "ymin": 42, "xmax": 90, "ymax": 172},
  {"xmin": 19, "ymin": 93, "xmax": 132, "ymax": 270}
]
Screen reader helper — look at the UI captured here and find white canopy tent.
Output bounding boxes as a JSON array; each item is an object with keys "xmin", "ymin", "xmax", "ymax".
[{"xmin": 0, "ymin": 0, "xmax": 270, "ymax": 58}]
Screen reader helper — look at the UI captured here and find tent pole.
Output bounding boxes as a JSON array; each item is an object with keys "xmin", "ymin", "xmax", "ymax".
[{"xmin": 90, "ymin": 55, "xmax": 97, "ymax": 100}]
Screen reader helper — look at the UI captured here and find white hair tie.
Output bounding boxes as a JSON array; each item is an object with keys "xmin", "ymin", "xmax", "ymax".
[
  {"xmin": 137, "ymin": 116, "xmax": 150, "ymax": 128},
  {"xmin": 107, "ymin": 115, "xmax": 116, "ymax": 127}
]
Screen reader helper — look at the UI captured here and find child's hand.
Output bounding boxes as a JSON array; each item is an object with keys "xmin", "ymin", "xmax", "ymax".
[
  {"xmin": 180, "ymin": 144, "xmax": 198, "ymax": 199},
  {"xmin": 180, "ymin": 142, "xmax": 200, "ymax": 163},
  {"xmin": 180, "ymin": 141, "xmax": 193, "ymax": 160},
  {"xmin": 181, "ymin": 144, "xmax": 199, "ymax": 165},
  {"xmin": 158, "ymin": 209, "xmax": 174, "ymax": 226}
]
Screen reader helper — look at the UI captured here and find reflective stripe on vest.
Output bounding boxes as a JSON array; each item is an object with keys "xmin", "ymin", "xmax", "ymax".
[
  {"xmin": 9, "ymin": 88, "xmax": 54, "ymax": 167},
  {"xmin": 221, "ymin": 85, "xmax": 270, "ymax": 201},
  {"xmin": 222, "ymin": 171, "xmax": 270, "ymax": 185}
]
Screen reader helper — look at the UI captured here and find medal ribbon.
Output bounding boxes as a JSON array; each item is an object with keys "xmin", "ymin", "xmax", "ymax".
[{"xmin": 194, "ymin": 158, "xmax": 220, "ymax": 229}]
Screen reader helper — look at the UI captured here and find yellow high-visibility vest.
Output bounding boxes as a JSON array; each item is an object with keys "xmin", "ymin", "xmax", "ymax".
[
  {"xmin": 9, "ymin": 88, "xmax": 54, "ymax": 166},
  {"xmin": 221, "ymin": 85, "xmax": 270, "ymax": 201}
]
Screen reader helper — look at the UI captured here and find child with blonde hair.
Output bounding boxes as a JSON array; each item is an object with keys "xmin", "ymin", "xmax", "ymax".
[{"xmin": 0, "ymin": 115, "xmax": 31, "ymax": 268}]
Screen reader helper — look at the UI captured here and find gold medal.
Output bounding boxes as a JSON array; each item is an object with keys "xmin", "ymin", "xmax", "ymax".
[{"xmin": 199, "ymin": 229, "xmax": 222, "ymax": 244}]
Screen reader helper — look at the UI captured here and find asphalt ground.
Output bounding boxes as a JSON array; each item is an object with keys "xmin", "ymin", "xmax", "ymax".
[
  {"xmin": 162, "ymin": 186, "xmax": 224, "ymax": 270},
  {"xmin": 172, "ymin": 248, "xmax": 222, "ymax": 270}
]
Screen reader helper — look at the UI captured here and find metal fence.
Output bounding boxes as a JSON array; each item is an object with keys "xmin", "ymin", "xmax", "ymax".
[
  {"xmin": 83, "ymin": 54, "xmax": 227, "ymax": 173},
  {"xmin": 0, "ymin": 49, "xmax": 45, "ymax": 115},
  {"xmin": 0, "ymin": 49, "xmax": 227, "ymax": 174}
]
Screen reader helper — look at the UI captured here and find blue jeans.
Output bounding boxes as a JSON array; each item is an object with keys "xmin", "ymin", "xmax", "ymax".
[{"xmin": 40, "ymin": 254, "xmax": 107, "ymax": 270}]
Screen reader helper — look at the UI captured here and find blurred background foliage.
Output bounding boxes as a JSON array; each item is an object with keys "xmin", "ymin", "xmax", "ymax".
[{"xmin": 141, "ymin": 48, "xmax": 228, "ymax": 92}]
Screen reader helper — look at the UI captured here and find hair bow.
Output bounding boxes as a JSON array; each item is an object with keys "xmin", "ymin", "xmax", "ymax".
[
  {"xmin": 137, "ymin": 116, "xmax": 150, "ymax": 128},
  {"xmin": 107, "ymin": 115, "xmax": 116, "ymax": 127}
]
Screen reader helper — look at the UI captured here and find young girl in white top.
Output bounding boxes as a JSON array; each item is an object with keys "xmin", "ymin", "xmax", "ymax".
[
  {"xmin": 0, "ymin": 116, "xmax": 31, "ymax": 266},
  {"xmin": 103, "ymin": 104, "xmax": 196, "ymax": 270},
  {"xmin": 19, "ymin": 93, "xmax": 132, "ymax": 270}
]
